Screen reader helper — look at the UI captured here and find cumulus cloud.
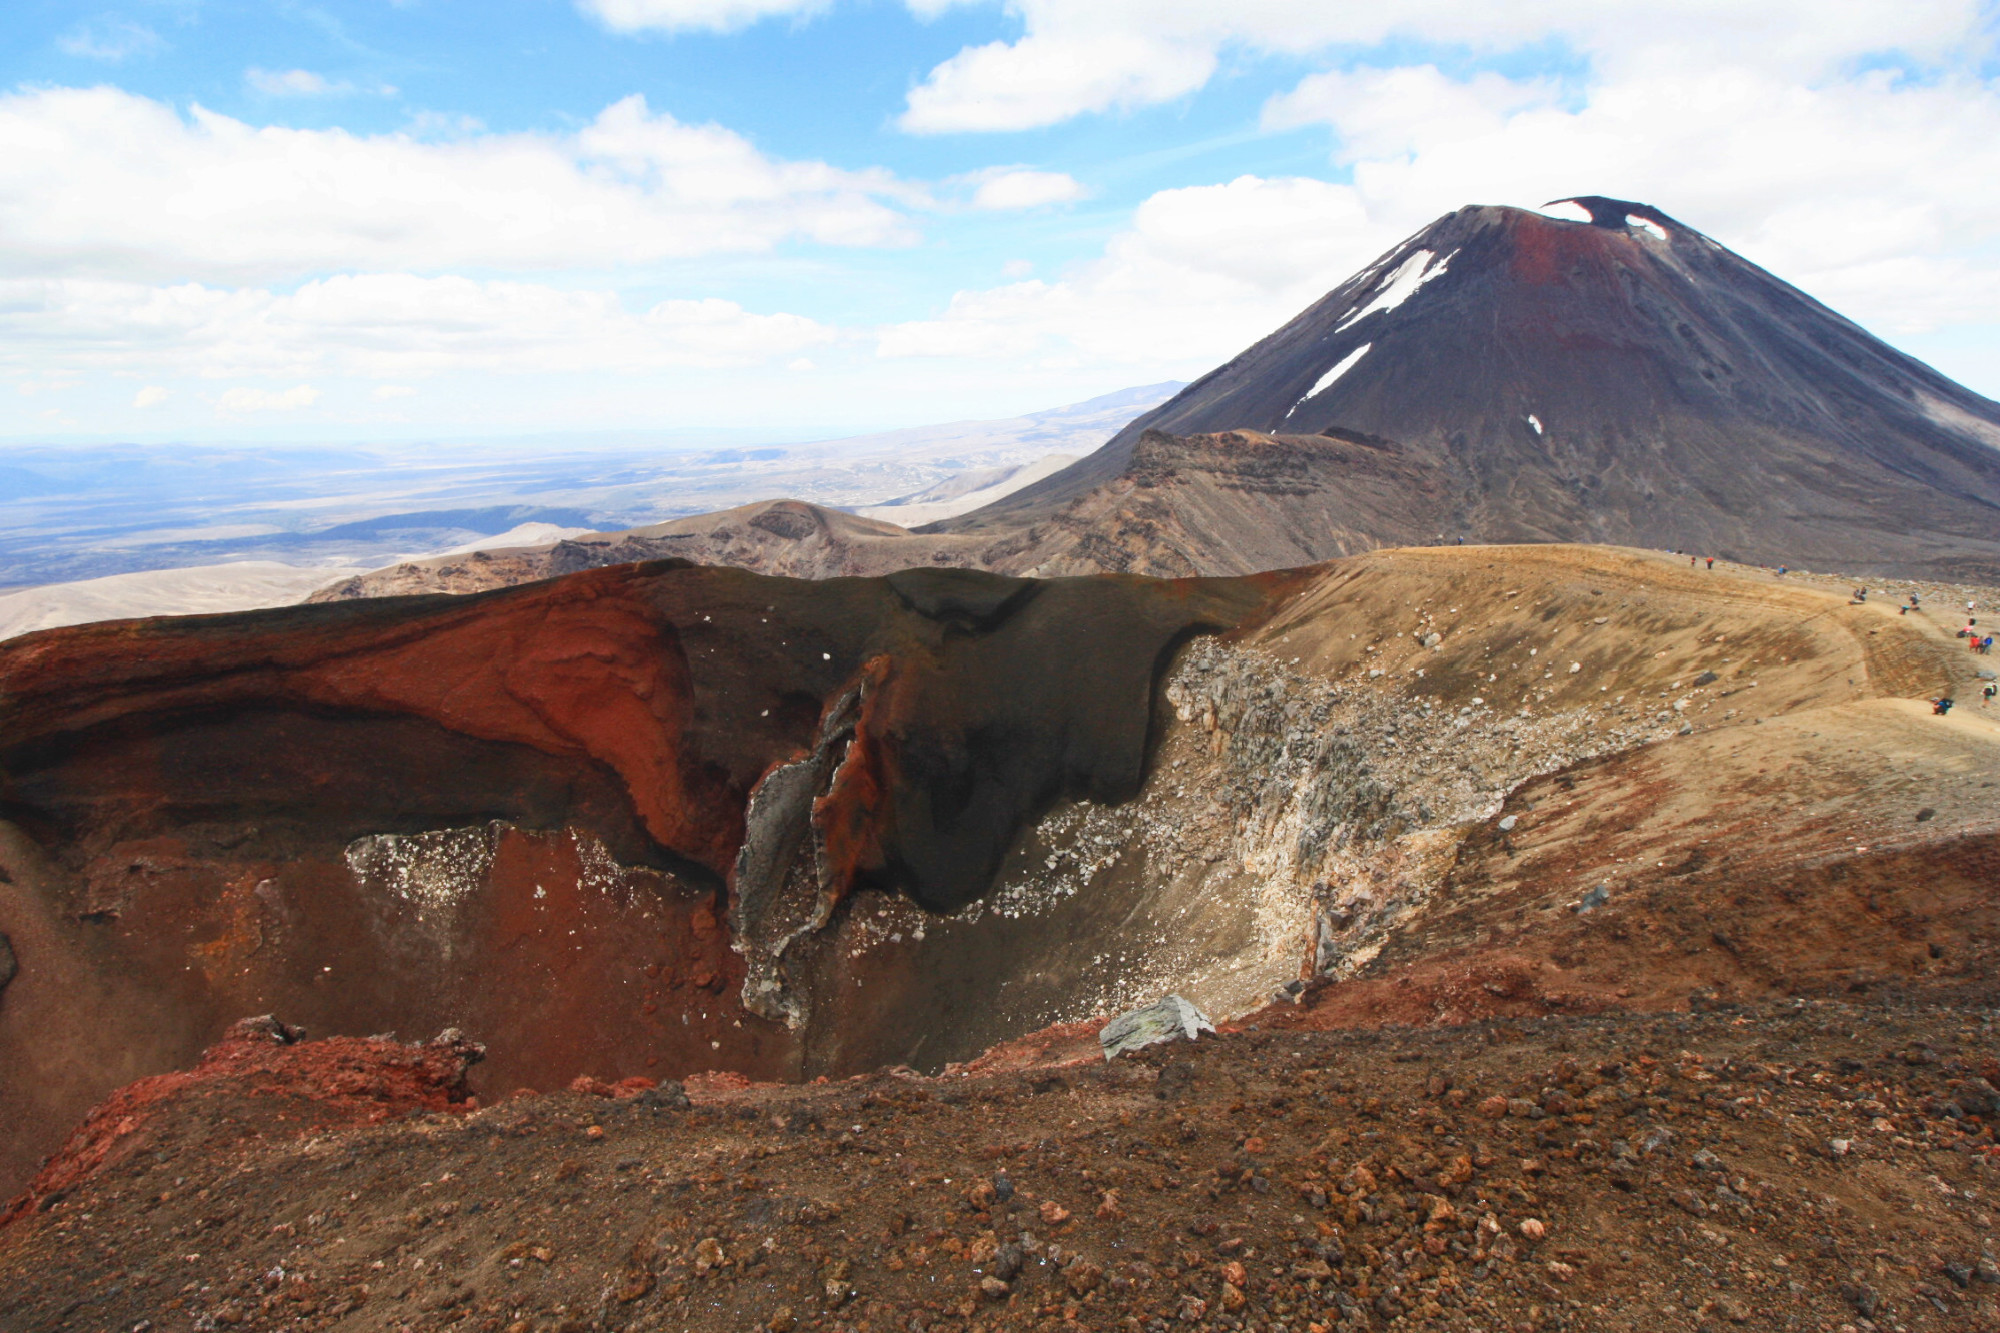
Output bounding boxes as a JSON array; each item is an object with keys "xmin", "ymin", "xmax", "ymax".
[
  {"xmin": 879, "ymin": 57, "xmax": 2000, "ymax": 376},
  {"xmin": 132, "ymin": 385, "xmax": 168, "ymax": 408},
  {"xmin": 904, "ymin": 26, "xmax": 1216, "ymax": 133},
  {"xmin": 0, "ymin": 87, "xmax": 917, "ymax": 283},
  {"xmin": 879, "ymin": 175, "xmax": 1385, "ymax": 365},
  {"xmin": 1271, "ymin": 64, "xmax": 2000, "ymax": 335},
  {"xmin": 964, "ymin": 168, "xmax": 1086, "ymax": 210},
  {"xmin": 578, "ymin": 0, "xmax": 829, "ymax": 33},
  {"xmin": 1262, "ymin": 65, "xmax": 1560, "ymax": 162},
  {"xmin": 897, "ymin": 0, "xmax": 1986, "ymax": 132},
  {"xmin": 875, "ymin": 0, "xmax": 2000, "ymax": 382},
  {"xmin": 217, "ymin": 385, "xmax": 320, "ymax": 414},
  {"xmin": 0, "ymin": 275, "xmax": 836, "ymax": 379},
  {"xmin": 371, "ymin": 384, "xmax": 417, "ymax": 400}
]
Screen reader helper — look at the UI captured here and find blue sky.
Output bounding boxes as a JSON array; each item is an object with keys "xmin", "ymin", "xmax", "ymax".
[{"xmin": 3, "ymin": 0, "xmax": 1998, "ymax": 442}]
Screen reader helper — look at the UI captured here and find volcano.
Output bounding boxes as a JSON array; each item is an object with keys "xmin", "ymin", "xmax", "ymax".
[{"xmin": 940, "ymin": 197, "xmax": 2000, "ymax": 581}]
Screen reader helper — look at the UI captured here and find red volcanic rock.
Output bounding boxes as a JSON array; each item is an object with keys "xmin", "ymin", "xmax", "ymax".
[
  {"xmin": 2, "ymin": 1015, "xmax": 480, "ymax": 1227},
  {"xmin": 0, "ymin": 558, "xmax": 1295, "ymax": 1194}
]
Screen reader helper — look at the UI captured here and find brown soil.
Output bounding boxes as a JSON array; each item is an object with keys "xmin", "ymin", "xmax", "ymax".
[
  {"xmin": 7, "ymin": 544, "xmax": 1999, "ymax": 1333},
  {"xmin": 8, "ymin": 999, "xmax": 2000, "ymax": 1333}
]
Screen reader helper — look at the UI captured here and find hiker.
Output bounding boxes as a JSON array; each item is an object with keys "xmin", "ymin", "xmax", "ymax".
[
  {"xmin": 1983, "ymin": 635, "xmax": 1994, "ymax": 655},
  {"xmin": 1705, "ymin": 557, "xmax": 1714, "ymax": 570},
  {"xmin": 1986, "ymin": 683, "xmax": 1998, "ymax": 706},
  {"xmin": 1934, "ymin": 697, "xmax": 1955, "ymax": 715}
]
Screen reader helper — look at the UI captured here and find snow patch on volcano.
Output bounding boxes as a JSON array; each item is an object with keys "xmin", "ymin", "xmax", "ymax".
[
  {"xmin": 1627, "ymin": 214, "xmax": 1668, "ymax": 241},
  {"xmin": 1539, "ymin": 200, "xmax": 1594, "ymax": 223},
  {"xmin": 1291, "ymin": 343, "xmax": 1373, "ymax": 416},
  {"xmin": 1336, "ymin": 249, "xmax": 1452, "ymax": 331}
]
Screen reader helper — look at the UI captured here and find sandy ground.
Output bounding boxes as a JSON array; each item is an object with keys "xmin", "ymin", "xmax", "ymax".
[
  {"xmin": 0, "ymin": 562, "xmax": 364, "ymax": 641},
  {"xmin": 857, "ymin": 455, "xmax": 1080, "ymax": 529}
]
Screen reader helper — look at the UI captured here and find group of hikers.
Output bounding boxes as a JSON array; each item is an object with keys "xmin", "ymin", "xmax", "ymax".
[
  {"xmin": 1953, "ymin": 597, "xmax": 1993, "ymax": 655},
  {"xmin": 1935, "ymin": 688, "xmax": 1996, "ymax": 713},
  {"xmin": 1887, "ymin": 593, "xmax": 2000, "ymax": 714}
]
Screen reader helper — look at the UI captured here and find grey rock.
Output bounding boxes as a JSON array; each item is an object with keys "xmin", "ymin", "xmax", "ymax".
[
  {"xmin": 1100, "ymin": 995, "xmax": 1214, "ymax": 1060},
  {"xmin": 635, "ymin": 1081, "xmax": 691, "ymax": 1111},
  {"xmin": 1574, "ymin": 884, "xmax": 1609, "ymax": 914},
  {"xmin": 993, "ymin": 1242, "xmax": 1025, "ymax": 1281},
  {"xmin": 1954, "ymin": 1078, "xmax": 2000, "ymax": 1117}
]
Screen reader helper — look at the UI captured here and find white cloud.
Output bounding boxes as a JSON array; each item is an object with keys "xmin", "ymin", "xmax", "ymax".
[
  {"xmin": 879, "ymin": 175, "xmax": 1383, "ymax": 364},
  {"xmin": 1276, "ymin": 64, "xmax": 2000, "ymax": 335},
  {"xmin": 56, "ymin": 20, "xmax": 164, "ymax": 63},
  {"xmin": 578, "ymin": 0, "xmax": 829, "ymax": 34},
  {"xmin": 371, "ymin": 384, "xmax": 417, "ymax": 400},
  {"xmin": 875, "ymin": 0, "xmax": 2000, "ymax": 384},
  {"xmin": 218, "ymin": 385, "xmax": 320, "ymax": 414},
  {"xmin": 896, "ymin": 0, "xmax": 1988, "ymax": 133},
  {"xmin": 965, "ymin": 168, "xmax": 1087, "ymax": 210},
  {"xmin": 904, "ymin": 26, "xmax": 1216, "ymax": 132},
  {"xmin": 0, "ymin": 87, "xmax": 917, "ymax": 283},
  {"xmin": 245, "ymin": 69, "xmax": 361, "ymax": 98},
  {"xmin": 878, "ymin": 53, "xmax": 2000, "ymax": 375},
  {"xmin": 133, "ymin": 384, "xmax": 168, "ymax": 408},
  {"xmin": 1263, "ymin": 65, "xmax": 1559, "ymax": 162},
  {"xmin": 0, "ymin": 275, "xmax": 837, "ymax": 379}
]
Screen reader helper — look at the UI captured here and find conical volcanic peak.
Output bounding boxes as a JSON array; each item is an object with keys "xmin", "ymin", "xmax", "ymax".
[{"xmin": 944, "ymin": 200, "xmax": 2000, "ymax": 581}]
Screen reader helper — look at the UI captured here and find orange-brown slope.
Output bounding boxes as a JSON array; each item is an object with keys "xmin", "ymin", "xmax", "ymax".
[{"xmin": 1235, "ymin": 545, "xmax": 2000, "ymax": 1032}]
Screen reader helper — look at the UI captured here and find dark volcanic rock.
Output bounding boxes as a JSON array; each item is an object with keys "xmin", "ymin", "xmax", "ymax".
[
  {"xmin": 945, "ymin": 199, "xmax": 2000, "ymax": 581},
  {"xmin": 0, "ymin": 560, "xmax": 1292, "ymax": 1194}
]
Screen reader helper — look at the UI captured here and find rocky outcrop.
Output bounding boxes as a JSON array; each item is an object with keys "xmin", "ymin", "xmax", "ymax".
[
  {"xmin": 2, "ymin": 1015, "xmax": 483, "ymax": 1227},
  {"xmin": 0, "ymin": 558, "xmax": 1292, "ymax": 1193}
]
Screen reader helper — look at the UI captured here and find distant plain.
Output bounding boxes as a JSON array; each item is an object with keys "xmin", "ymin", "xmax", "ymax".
[{"xmin": 0, "ymin": 382, "xmax": 1178, "ymax": 595}]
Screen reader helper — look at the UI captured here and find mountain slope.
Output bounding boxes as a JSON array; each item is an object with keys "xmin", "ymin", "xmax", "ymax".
[{"xmin": 942, "ymin": 198, "xmax": 2000, "ymax": 580}]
